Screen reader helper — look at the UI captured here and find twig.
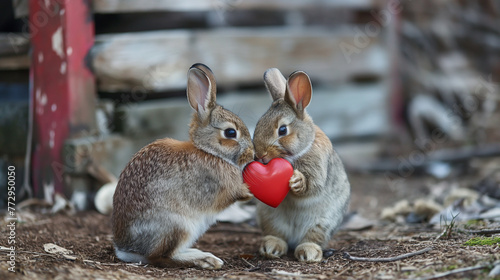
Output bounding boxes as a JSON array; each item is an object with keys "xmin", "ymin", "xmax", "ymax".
[
  {"xmin": 408, "ymin": 261, "xmax": 500, "ymax": 280},
  {"xmin": 14, "ymin": 250, "xmax": 59, "ymax": 258},
  {"xmin": 241, "ymin": 257, "xmax": 255, "ymax": 268},
  {"xmin": 343, "ymin": 247, "xmax": 432, "ymax": 262},
  {"xmin": 336, "ymin": 266, "xmax": 350, "ymax": 277},
  {"xmin": 16, "ymin": 198, "xmax": 52, "ymax": 210},
  {"xmin": 207, "ymin": 228, "xmax": 261, "ymax": 234},
  {"xmin": 465, "ymin": 228, "xmax": 500, "ymax": 235},
  {"xmin": 433, "ymin": 228, "xmax": 447, "ymax": 242},
  {"xmin": 83, "ymin": 260, "xmax": 123, "ymax": 266},
  {"xmin": 271, "ymin": 270, "xmax": 326, "ymax": 279},
  {"xmin": 9, "ymin": 249, "xmax": 78, "ymax": 261}
]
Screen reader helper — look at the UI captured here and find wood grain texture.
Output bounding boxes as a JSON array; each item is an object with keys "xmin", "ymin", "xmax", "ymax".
[
  {"xmin": 93, "ymin": 0, "xmax": 374, "ymax": 13},
  {"xmin": 92, "ymin": 28, "xmax": 387, "ymax": 92},
  {"xmin": 14, "ymin": 0, "xmax": 377, "ymax": 17}
]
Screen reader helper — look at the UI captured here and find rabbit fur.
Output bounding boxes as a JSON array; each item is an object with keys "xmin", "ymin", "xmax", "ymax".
[
  {"xmin": 253, "ymin": 68, "xmax": 351, "ymax": 263},
  {"xmin": 111, "ymin": 63, "xmax": 255, "ymax": 270}
]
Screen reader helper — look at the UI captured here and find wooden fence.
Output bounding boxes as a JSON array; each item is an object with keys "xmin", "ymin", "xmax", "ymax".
[{"xmin": 3, "ymin": 0, "xmax": 396, "ymax": 207}]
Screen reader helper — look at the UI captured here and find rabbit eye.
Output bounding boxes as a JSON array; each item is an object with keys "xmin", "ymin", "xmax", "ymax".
[
  {"xmin": 278, "ymin": 125, "xmax": 287, "ymax": 136},
  {"xmin": 224, "ymin": 128, "xmax": 237, "ymax": 139}
]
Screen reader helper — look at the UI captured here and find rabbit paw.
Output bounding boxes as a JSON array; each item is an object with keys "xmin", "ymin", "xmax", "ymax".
[
  {"xmin": 259, "ymin": 235, "xmax": 288, "ymax": 259},
  {"xmin": 238, "ymin": 185, "xmax": 254, "ymax": 201},
  {"xmin": 238, "ymin": 192, "xmax": 254, "ymax": 201},
  {"xmin": 294, "ymin": 242, "xmax": 322, "ymax": 263},
  {"xmin": 289, "ymin": 170, "xmax": 306, "ymax": 195},
  {"xmin": 193, "ymin": 253, "xmax": 224, "ymax": 270}
]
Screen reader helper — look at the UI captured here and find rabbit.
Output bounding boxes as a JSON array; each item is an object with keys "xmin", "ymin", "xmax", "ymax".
[
  {"xmin": 111, "ymin": 63, "xmax": 255, "ymax": 270},
  {"xmin": 252, "ymin": 68, "xmax": 351, "ymax": 263}
]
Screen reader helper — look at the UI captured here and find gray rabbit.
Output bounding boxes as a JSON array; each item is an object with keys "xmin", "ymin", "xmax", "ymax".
[{"xmin": 252, "ymin": 68, "xmax": 351, "ymax": 262}]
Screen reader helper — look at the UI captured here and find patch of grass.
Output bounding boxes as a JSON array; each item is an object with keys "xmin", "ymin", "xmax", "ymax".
[
  {"xmin": 438, "ymin": 212, "xmax": 460, "ymax": 240},
  {"xmin": 464, "ymin": 219, "xmax": 486, "ymax": 229},
  {"xmin": 463, "ymin": 236, "xmax": 500, "ymax": 246},
  {"xmin": 412, "ymin": 268, "xmax": 435, "ymax": 277},
  {"xmin": 445, "ymin": 264, "xmax": 458, "ymax": 271}
]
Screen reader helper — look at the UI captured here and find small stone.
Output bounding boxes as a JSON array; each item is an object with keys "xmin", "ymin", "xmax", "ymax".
[
  {"xmin": 405, "ymin": 212, "xmax": 425, "ymax": 224},
  {"xmin": 414, "ymin": 199, "xmax": 443, "ymax": 220},
  {"xmin": 322, "ymin": 249, "xmax": 336, "ymax": 258},
  {"xmin": 444, "ymin": 188, "xmax": 479, "ymax": 207}
]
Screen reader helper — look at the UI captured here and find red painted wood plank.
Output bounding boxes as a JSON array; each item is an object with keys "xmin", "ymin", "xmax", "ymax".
[{"xmin": 30, "ymin": 0, "xmax": 96, "ymax": 201}]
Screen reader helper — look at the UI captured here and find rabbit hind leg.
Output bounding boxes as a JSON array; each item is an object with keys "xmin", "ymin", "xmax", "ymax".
[
  {"xmin": 148, "ymin": 247, "xmax": 223, "ymax": 270},
  {"xmin": 173, "ymin": 248, "xmax": 223, "ymax": 270},
  {"xmin": 294, "ymin": 224, "xmax": 328, "ymax": 263},
  {"xmin": 146, "ymin": 230, "xmax": 223, "ymax": 270}
]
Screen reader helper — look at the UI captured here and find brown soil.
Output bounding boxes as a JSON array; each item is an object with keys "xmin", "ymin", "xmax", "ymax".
[{"xmin": 1, "ymin": 173, "xmax": 498, "ymax": 279}]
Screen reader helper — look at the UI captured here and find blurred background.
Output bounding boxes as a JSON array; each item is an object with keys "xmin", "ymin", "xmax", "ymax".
[{"xmin": 0, "ymin": 0, "xmax": 499, "ymax": 220}]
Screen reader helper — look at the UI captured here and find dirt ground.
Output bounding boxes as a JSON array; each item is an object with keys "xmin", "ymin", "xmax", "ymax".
[{"xmin": 1, "ymin": 173, "xmax": 499, "ymax": 280}]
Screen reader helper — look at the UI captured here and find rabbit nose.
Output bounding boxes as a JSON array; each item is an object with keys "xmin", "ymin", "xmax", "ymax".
[{"xmin": 255, "ymin": 153, "xmax": 270, "ymax": 164}]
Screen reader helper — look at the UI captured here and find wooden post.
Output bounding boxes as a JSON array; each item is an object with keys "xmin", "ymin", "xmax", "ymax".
[{"xmin": 30, "ymin": 0, "xmax": 96, "ymax": 201}]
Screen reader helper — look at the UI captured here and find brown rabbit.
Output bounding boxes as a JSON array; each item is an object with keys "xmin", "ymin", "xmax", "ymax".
[
  {"xmin": 253, "ymin": 68, "xmax": 351, "ymax": 262},
  {"xmin": 111, "ymin": 63, "xmax": 255, "ymax": 270}
]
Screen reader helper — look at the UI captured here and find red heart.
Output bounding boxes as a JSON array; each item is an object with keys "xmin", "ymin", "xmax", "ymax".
[{"xmin": 243, "ymin": 158, "xmax": 293, "ymax": 208}]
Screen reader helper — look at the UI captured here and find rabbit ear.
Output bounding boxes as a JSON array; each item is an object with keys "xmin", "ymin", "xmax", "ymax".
[
  {"xmin": 285, "ymin": 71, "xmax": 312, "ymax": 116},
  {"xmin": 187, "ymin": 64, "xmax": 217, "ymax": 120},
  {"xmin": 263, "ymin": 68, "xmax": 286, "ymax": 101}
]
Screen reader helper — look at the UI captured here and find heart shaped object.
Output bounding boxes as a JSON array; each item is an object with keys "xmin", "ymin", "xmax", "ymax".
[{"xmin": 243, "ymin": 158, "xmax": 293, "ymax": 208}]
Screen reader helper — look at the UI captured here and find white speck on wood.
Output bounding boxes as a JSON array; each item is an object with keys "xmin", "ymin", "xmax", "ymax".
[
  {"xmin": 60, "ymin": 62, "xmax": 67, "ymax": 74},
  {"xmin": 51, "ymin": 27, "xmax": 64, "ymax": 59},
  {"xmin": 40, "ymin": 93, "xmax": 47, "ymax": 106},
  {"xmin": 51, "ymin": 104, "xmax": 57, "ymax": 112},
  {"xmin": 38, "ymin": 52, "xmax": 44, "ymax": 63},
  {"xmin": 49, "ymin": 130, "xmax": 55, "ymax": 148},
  {"xmin": 67, "ymin": 47, "xmax": 73, "ymax": 56}
]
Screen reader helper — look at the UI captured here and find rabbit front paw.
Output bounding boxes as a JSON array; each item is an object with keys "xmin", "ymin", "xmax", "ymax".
[
  {"xmin": 193, "ymin": 253, "xmax": 224, "ymax": 270},
  {"xmin": 289, "ymin": 170, "xmax": 306, "ymax": 195},
  {"xmin": 294, "ymin": 242, "xmax": 322, "ymax": 263},
  {"xmin": 238, "ymin": 184, "xmax": 254, "ymax": 201},
  {"xmin": 259, "ymin": 235, "xmax": 288, "ymax": 259}
]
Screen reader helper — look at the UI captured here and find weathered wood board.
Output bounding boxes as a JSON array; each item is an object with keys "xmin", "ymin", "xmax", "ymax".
[
  {"xmin": 0, "ymin": 33, "xmax": 30, "ymax": 56},
  {"xmin": 92, "ymin": 28, "xmax": 387, "ymax": 92},
  {"xmin": 115, "ymin": 83, "xmax": 390, "ymax": 142},
  {"xmin": 14, "ymin": 0, "xmax": 376, "ymax": 17},
  {"xmin": 0, "ymin": 33, "xmax": 30, "ymax": 70},
  {"xmin": 0, "ymin": 54, "xmax": 30, "ymax": 70},
  {"xmin": 93, "ymin": 0, "xmax": 375, "ymax": 13}
]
